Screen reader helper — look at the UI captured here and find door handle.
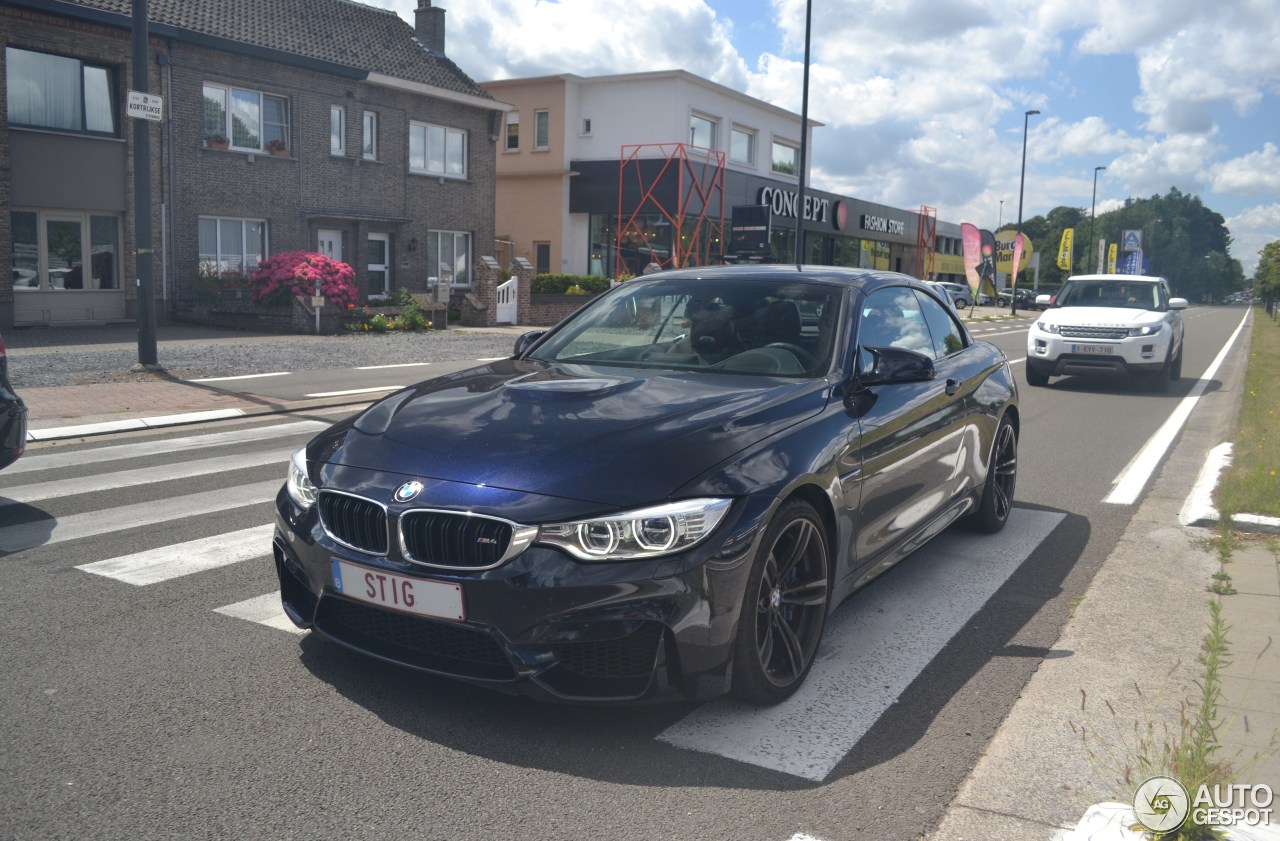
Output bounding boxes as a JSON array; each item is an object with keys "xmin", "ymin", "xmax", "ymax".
[{"xmin": 945, "ymin": 378, "xmax": 960, "ymax": 396}]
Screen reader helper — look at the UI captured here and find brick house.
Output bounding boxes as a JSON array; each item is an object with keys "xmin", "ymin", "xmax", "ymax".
[{"xmin": 1, "ymin": 0, "xmax": 511, "ymax": 330}]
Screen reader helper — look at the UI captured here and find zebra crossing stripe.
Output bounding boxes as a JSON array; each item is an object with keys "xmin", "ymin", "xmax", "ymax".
[
  {"xmin": 0, "ymin": 480, "xmax": 281, "ymax": 553},
  {"xmin": 2, "ymin": 421, "xmax": 327, "ymax": 476},
  {"xmin": 215, "ymin": 592, "xmax": 305, "ymax": 634},
  {"xmin": 78, "ymin": 524, "xmax": 276, "ymax": 585},
  {"xmin": 2, "ymin": 449, "xmax": 295, "ymax": 506}
]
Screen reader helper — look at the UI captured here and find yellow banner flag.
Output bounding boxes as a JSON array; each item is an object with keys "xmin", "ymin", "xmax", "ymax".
[
  {"xmin": 1107, "ymin": 243, "xmax": 1118, "ymax": 273},
  {"xmin": 1057, "ymin": 228, "xmax": 1074, "ymax": 270}
]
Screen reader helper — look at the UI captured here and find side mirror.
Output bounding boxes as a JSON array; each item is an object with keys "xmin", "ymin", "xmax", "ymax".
[
  {"xmin": 1035, "ymin": 294, "xmax": 1051, "ymax": 306},
  {"xmin": 858, "ymin": 346, "xmax": 937, "ymax": 386},
  {"xmin": 1169, "ymin": 297, "xmax": 1189, "ymax": 310},
  {"xmin": 513, "ymin": 330, "xmax": 547, "ymax": 357}
]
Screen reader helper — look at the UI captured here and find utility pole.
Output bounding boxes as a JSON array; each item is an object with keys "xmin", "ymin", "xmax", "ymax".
[
  {"xmin": 132, "ymin": 0, "xmax": 158, "ymax": 366},
  {"xmin": 793, "ymin": 0, "xmax": 812, "ymax": 268},
  {"xmin": 1012, "ymin": 109, "xmax": 1039, "ymax": 316},
  {"xmin": 1087, "ymin": 165, "xmax": 1106, "ymax": 273}
]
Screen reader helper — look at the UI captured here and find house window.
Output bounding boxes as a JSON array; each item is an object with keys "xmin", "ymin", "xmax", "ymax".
[
  {"xmin": 331, "ymin": 106, "xmax": 345, "ymax": 155},
  {"xmin": 581, "ymin": 118, "xmax": 592, "ymax": 135},
  {"xmin": 6, "ymin": 47, "xmax": 117, "ymax": 136},
  {"xmin": 427, "ymin": 231, "xmax": 471, "ymax": 287},
  {"xmin": 730, "ymin": 126, "xmax": 755, "ymax": 165},
  {"xmin": 690, "ymin": 113, "xmax": 716, "ymax": 149},
  {"xmin": 198, "ymin": 216, "xmax": 267, "ymax": 275},
  {"xmin": 362, "ymin": 110, "xmax": 377, "ymax": 159},
  {"xmin": 203, "ymin": 83, "xmax": 288, "ymax": 151},
  {"xmin": 534, "ymin": 109, "xmax": 549, "ymax": 150},
  {"xmin": 771, "ymin": 140, "xmax": 799, "ymax": 175},
  {"xmin": 535, "ymin": 242, "xmax": 550, "ymax": 275},
  {"xmin": 10, "ymin": 209, "xmax": 120, "ymax": 290},
  {"xmin": 505, "ymin": 112, "xmax": 519, "ymax": 151},
  {"xmin": 409, "ymin": 121, "xmax": 467, "ymax": 177}
]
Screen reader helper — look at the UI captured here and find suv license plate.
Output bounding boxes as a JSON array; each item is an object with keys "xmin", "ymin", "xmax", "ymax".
[
  {"xmin": 331, "ymin": 559, "xmax": 464, "ymax": 621},
  {"xmin": 1072, "ymin": 344, "xmax": 1113, "ymax": 355}
]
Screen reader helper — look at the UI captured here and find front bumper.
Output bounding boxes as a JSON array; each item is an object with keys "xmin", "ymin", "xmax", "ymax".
[
  {"xmin": 273, "ymin": 485, "xmax": 767, "ymax": 703},
  {"xmin": 1026, "ymin": 331, "xmax": 1171, "ymax": 378}
]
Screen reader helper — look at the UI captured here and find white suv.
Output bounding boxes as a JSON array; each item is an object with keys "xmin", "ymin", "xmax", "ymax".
[{"xmin": 1025, "ymin": 274, "xmax": 1187, "ymax": 391}]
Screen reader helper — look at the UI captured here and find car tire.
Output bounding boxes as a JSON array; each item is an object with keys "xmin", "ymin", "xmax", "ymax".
[
  {"xmin": 956, "ymin": 298, "xmax": 970, "ymax": 309},
  {"xmin": 1150, "ymin": 353, "xmax": 1173, "ymax": 393},
  {"xmin": 731, "ymin": 498, "xmax": 830, "ymax": 706},
  {"xmin": 1025, "ymin": 364, "xmax": 1049, "ymax": 387},
  {"xmin": 1170, "ymin": 343, "xmax": 1183, "ymax": 381},
  {"xmin": 962, "ymin": 415, "xmax": 1017, "ymax": 534}
]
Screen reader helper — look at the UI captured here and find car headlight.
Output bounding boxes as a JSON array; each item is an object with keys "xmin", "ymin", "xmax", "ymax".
[
  {"xmin": 1035, "ymin": 321, "xmax": 1061, "ymax": 334},
  {"xmin": 1127, "ymin": 323, "xmax": 1163, "ymax": 337},
  {"xmin": 286, "ymin": 447, "xmax": 317, "ymax": 509},
  {"xmin": 537, "ymin": 498, "xmax": 732, "ymax": 561}
]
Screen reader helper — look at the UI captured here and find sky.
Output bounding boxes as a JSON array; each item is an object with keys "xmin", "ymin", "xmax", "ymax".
[{"xmin": 370, "ymin": 0, "xmax": 1280, "ymax": 277}]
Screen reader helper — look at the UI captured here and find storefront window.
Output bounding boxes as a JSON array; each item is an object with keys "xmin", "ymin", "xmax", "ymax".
[
  {"xmin": 11, "ymin": 211, "xmax": 39, "ymax": 291},
  {"xmin": 90, "ymin": 216, "xmax": 118, "ymax": 289}
]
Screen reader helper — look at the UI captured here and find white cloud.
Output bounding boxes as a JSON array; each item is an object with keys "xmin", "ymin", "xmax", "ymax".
[
  {"xmin": 1209, "ymin": 144, "xmax": 1280, "ymax": 196},
  {"xmin": 1226, "ymin": 204, "xmax": 1280, "ymax": 278}
]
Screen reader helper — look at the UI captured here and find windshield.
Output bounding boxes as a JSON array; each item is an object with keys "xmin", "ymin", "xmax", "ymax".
[
  {"xmin": 1054, "ymin": 280, "xmax": 1163, "ymax": 310},
  {"xmin": 529, "ymin": 277, "xmax": 842, "ymax": 377}
]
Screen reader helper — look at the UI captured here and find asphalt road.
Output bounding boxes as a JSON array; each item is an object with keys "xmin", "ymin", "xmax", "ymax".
[{"xmin": 0, "ymin": 305, "xmax": 1252, "ymax": 841}]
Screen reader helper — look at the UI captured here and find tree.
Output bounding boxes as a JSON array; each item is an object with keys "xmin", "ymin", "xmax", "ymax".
[{"xmin": 1256, "ymin": 240, "xmax": 1280, "ymax": 315}]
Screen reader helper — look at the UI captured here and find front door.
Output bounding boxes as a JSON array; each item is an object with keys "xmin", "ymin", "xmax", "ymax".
[
  {"xmin": 367, "ymin": 234, "xmax": 390, "ymax": 297},
  {"xmin": 318, "ymin": 230, "xmax": 342, "ymax": 263}
]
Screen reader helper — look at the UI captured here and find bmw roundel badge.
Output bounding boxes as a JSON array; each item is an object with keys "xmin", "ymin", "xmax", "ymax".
[{"xmin": 394, "ymin": 481, "xmax": 424, "ymax": 502}]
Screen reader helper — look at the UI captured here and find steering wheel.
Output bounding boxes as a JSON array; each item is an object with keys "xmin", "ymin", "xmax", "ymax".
[{"xmin": 763, "ymin": 342, "xmax": 817, "ymax": 370}]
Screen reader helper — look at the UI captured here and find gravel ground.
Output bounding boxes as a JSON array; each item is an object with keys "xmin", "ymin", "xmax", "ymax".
[{"xmin": 7, "ymin": 329, "xmax": 525, "ymax": 389}]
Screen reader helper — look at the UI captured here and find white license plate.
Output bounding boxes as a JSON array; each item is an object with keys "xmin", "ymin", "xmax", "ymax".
[
  {"xmin": 1071, "ymin": 344, "xmax": 1113, "ymax": 355},
  {"xmin": 331, "ymin": 559, "xmax": 464, "ymax": 621}
]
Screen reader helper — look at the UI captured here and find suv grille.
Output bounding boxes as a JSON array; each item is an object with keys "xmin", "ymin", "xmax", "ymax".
[
  {"xmin": 318, "ymin": 491, "xmax": 388, "ymax": 555},
  {"xmin": 1060, "ymin": 326, "xmax": 1128, "ymax": 340},
  {"xmin": 401, "ymin": 512, "xmax": 513, "ymax": 569}
]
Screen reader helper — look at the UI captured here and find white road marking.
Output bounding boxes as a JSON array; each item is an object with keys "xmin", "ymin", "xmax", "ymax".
[
  {"xmin": 303, "ymin": 386, "xmax": 402, "ymax": 397},
  {"xmin": 78, "ymin": 525, "xmax": 275, "ymax": 585},
  {"xmin": 1104, "ymin": 310, "xmax": 1250, "ymax": 505},
  {"xmin": 1179, "ymin": 442, "xmax": 1233, "ymax": 527},
  {"xmin": 476, "ymin": 356, "xmax": 507, "ymax": 361},
  {"xmin": 658, "ymin": 508, "xmax": 1065, "ymax": 781},
  {"xmin": 215, "ymin": 592, "xmax": 306, "ymax": 634},
  {"xmin": 0, "ymin": 480, "xmax": 280, "ymax": 553},
  {"xmin": 0, "ymin": 448, "xmax": 294, "ymax": 506},
  {"xmin": 3, "ymin": 420, "xmax": 327, "ymax": 475},
  {"xmin": 191, "ymin": 372, "xmax": 291, "ymax": 382},
  {"xmin": 355, "ymin": 362, "xmax": 434, "ymax": 370}
]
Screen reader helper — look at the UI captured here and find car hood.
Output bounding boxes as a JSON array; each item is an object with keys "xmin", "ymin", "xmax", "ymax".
[
  {"xmin": 1040, "ymin": 306, "xmax": 1165, "ymax": 326},
  {"xmin": 308, "ymin": 359, "xmax": 829, "ymax": 507}
]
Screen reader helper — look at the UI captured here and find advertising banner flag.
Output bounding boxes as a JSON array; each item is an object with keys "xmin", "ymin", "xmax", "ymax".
[
  {"xmin": 1010, "ymin": 234, "xmax": 1024, "ymax": 290},
  {"xmin": 1107, "ymin": 243, "xmax": 1118, "ymax": 273},
  {"xmin": 960, "ymin": 223, "xmax": 982, "ymax": 298},
  {"xmin": 1121, "ymin": 248, "xmax": 1143, "ymax": 274},
  {"xmin": 1057, "ymin": 228, "xmax": 1074, "ymax": 270},
  {"xmin": 1096, "ymin": 239, "xmax": 1107, "ymax": 274}
]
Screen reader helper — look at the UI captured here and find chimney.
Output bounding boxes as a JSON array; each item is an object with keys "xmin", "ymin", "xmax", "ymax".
[{"xmin": 415, "ymin": 0, "xmax": 446, "ymax": 54}]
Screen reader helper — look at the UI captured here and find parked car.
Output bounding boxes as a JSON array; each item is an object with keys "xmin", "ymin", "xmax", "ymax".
[
  {"xmin": 0, "ymin": 331, "xmax": 28, "ymax": 470},
  {"xmin": 996, "ymin": 289, "xmax": 1038, "ymax": 308},
  {"xmin": 1025, "ymin": 273, "xmax": 1186, "ymax": 391},
  {"xmin": 273, "ymin": 266, "xmax": 1020, "ymax": 704},
  {"xmin": 929, "ymin": 281, "xmax": 973, "ymax": 309}
]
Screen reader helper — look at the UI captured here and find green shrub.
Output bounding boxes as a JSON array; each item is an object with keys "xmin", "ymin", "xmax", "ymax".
[{"xmin": 531, "ymin": 274, "xmax": 611, "ymax": 295}]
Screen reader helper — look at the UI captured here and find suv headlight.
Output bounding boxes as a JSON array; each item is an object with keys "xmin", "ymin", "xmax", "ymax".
[
  {"xmin": 286, "ymin": 447, "xmax": 318, "ymax": 509},
  {"xmin": 1035, "ymin": 321, "xmax": 1061, "ymax": 334},
  {"xmin": 537, "ymin": 498, "xmax": 732, "ymax": 561},
  {"xmin": 1127, "ymin": 323, "xmax": 1163, "ymax": 337}
]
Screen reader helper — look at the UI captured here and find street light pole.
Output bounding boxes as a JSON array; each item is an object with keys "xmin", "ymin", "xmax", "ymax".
[
  {"xmin": 792, "ymin": 0, "xmax": 813, "ymax": 268},
  {"xmin": 1012, "ymin": 109, "xmax": 1039, "ymax": 316},
  {"xmin": 998, "ymin": 200, "xmax": 1004, "ymax": 230},
  {"xmin": 1088, "ymin": 165, "xmax": 1106, "ymax": 273}
]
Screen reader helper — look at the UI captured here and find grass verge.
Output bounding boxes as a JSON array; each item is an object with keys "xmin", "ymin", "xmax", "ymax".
[{"xmin": 1215, "ymin": 307, "xmax": 1280, "ymax": 518}]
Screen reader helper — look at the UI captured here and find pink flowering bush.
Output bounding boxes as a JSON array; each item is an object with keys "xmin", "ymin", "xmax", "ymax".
[{"xmin": 248, "ymin": 251, "xmax": 358, "ymax": 308}]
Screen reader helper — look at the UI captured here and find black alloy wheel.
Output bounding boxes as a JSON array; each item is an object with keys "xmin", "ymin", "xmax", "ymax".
[
  {"xmin": 965, "ymin": 415, "xmax": 1018, "ymax": 533},
  {"xmin": 732, "ymin": 499, "xmax": 830, "ymax": 705}
]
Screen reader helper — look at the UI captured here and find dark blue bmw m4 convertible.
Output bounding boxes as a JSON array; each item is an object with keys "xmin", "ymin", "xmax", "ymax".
[{"xmin": 273, "ymin": 265, "xmax": 1019, "ymax": 704}]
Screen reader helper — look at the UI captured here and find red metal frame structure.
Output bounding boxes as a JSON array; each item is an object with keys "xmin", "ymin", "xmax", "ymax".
[
  {"xmin": 616, "ymin": 143, "xmax": 726, "ymax": 277},
  {"xmin": 916, "ymin": 204, "xmax": 937, "ymax": 280}
]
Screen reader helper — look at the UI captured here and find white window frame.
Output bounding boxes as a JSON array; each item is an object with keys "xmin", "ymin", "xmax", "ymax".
[
  {"xmin": 505, "ymin": 111, "xmax": 520, "ymax": 152},
  {"xmin": 690, "ymin": 112, "xmax": 718, "ymax": 150},
  {"xmin": 331, "ymin": 106, "xmax": 345, "ymax": 155},
  {"xmin": 533, "ymin": 109, "xmax": 549, "ymax": 151},
  {"xmin": 730, "ymin": 124, "xmax": 756, "ymax": 165},
  {"xmin": 409, "ymin": 120, "xmax": 468, "ymax": 178},
  {"xmin": 197, "ymin": 216, "xmax": 269, "ymax": 275},
  {"xmin": 427, "ymin": 230, "xmax": 472, "ymax": 288},
  {"xmin": 362, "ymin": 110, "xmax": 377, "ymax": 160},
  {"xmin": 203, "ymin": 83, "xmax": 288, "ymax": 152},
  {"xmin": 771, "ymin": 138, "xmax": 800, "ymax": 176}
]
